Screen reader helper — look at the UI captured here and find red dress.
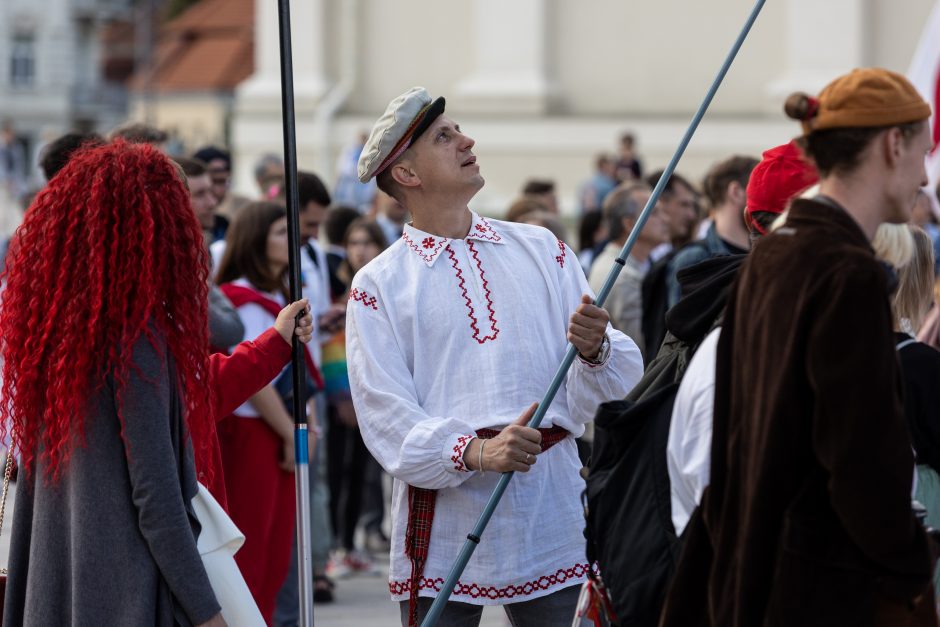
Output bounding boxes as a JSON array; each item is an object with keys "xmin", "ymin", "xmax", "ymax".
[
  {"xmin": 205, "ymin": 327, "xmax": 292, "ymax": 509},
  {"xmin": 216, "ymin": 283, "xmax": 322, "ymax": 624}
]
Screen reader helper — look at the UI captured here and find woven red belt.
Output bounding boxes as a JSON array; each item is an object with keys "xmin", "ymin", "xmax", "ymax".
[{"xmin": 404, "ymin": 425, "xmax": 570, "ymax": 626}]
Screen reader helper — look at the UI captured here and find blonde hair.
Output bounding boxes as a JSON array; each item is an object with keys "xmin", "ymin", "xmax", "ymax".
[
  {"xmin": 872, "ymin": 222, "xmax": 914, "ymax": 270},
  {"xmin": 892, "ymin": 225, "xmax": 935, "ymax": 333}
]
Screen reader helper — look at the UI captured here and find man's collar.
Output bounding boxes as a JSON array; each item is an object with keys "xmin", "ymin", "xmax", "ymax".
[
  {"xmin": 402, "ymin": 211, "xmax": 504, "ymax": 267},
  {"xmin": 788, "ymin": 196, "xmax": 871, "ymax": 252},
  {"xmin": 466, "ymin": 212, "xmax": 504, "ymax": 245}
]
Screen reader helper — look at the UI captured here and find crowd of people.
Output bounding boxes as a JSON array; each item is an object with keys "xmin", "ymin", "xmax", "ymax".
[
  {"xmin": 0, "ymin": 119, "xmax": 414, "ymax": 626},
  {"xmin": 1, "ymin": 65, "xmax": 940, "ymax": 627}
]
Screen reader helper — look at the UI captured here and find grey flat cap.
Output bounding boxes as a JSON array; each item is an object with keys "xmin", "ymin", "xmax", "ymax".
[{"xmin": 357, "ymin": 86, "xmax": 446, "ymax": 183}]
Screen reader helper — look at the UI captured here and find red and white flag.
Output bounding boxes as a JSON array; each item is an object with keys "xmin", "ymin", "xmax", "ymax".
[{"xmin": 908, "ymin": 0, "xmax": 940, "ymax": 217}]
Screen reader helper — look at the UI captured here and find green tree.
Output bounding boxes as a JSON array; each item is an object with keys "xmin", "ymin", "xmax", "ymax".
[{"xmin": 165, "ymin": 0, "xmax": 200, "ymax": 19}]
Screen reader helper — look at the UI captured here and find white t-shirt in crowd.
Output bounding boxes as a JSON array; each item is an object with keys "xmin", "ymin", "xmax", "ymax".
[{"xmin": 667, "ymin": 327, "xmax": 720, "ymax": 536}]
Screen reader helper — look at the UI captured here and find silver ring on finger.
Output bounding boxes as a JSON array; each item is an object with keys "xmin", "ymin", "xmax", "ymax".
[{"xmin": 526, "ymin": 453, "xmax": 533, "ymax": 464}]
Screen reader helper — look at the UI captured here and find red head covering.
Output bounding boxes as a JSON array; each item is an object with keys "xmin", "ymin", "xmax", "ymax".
[{"xmin": 744, "ymin": 140, "xmax": 819, "ymax": 235}]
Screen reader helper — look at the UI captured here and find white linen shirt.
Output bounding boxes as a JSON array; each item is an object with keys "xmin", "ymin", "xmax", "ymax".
[
  {"xmin": 667, "ymin": 327, "xmax": 719, "ymax": 536},
  {"xmin": 346, "ymin": 212, "xmax": 643, "ymax": 605}
]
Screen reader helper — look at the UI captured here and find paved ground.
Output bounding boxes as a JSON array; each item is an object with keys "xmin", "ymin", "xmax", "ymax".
[{"xmin": 314, "ymin": 558, "xmax": 508, "ymax": 627}]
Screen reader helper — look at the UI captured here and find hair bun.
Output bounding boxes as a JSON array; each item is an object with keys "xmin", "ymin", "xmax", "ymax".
[{"xmin": 784, "ymin": 93, "xmax": 819, "ymax": 122}]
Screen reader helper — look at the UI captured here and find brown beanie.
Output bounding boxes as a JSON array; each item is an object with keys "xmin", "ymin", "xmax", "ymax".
[{"xmin": 785, "ymin": 68, "xmax": 930, "ymax": 136}]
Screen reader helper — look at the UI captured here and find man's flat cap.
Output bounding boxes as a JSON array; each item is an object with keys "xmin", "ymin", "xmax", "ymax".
[{"xmin": 358, "ymin": 86, "xmax": 445, "ymax": 183}]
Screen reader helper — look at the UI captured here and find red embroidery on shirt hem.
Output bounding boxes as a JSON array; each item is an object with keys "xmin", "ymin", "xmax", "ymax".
[
  {"xmin": 446, "ymin": 244, "xmax": 499, "ymax": 344},
  {"xmin": 555, "ymin": 239, "xmax": 566, "ymax": 268},
  {"xmin": 389, "ymin": 563, "xmax": 591, "ymax": 600},
  {"xmin": 348, "ymin": 288, "xmax": 379, "ymax": 310},
  {"xmin": 450, "ymin": 434, "xmax": 474, "ymax": 473}
]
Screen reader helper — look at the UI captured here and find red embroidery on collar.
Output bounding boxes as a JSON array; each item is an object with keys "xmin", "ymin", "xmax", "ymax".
[
  {"xmin": 389, "ymin": 563, "xmax": 592, "ymax": 600},
  {"xmin": 450, "ymin": 435, "xmax": 473, "ymax": 473},
  {"xmin": 348, "ymin": 288, "xmax": 379, "ymax": 310},
  {"xmin": 421, "ymin": 237, "xmax": 435, "ymax": 249},
  {"xmin": 403, "ymin": 232, "xmax": 447, "ymax": 264},
  {"xmin": 470, "ymin": 216, "xmax": 502, "ymax": 242},
  {"xmin": 555, "ymin": 239, "xmax": 566, "ymax": 268},
  {"xmin": 446, "ymin": 244, "xmax": 499, "ymax": 344}
]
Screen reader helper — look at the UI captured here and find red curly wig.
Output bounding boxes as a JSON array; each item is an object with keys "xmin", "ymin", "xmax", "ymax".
[{"xmin": 0, "ymin": 140, "xmax": 214, "ymax": 482}]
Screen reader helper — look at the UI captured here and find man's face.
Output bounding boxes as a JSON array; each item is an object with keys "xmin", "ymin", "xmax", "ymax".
[
  {"xmin": 257, "ymin": 163, "xmax": 285, "ymax": 197},
  {"xmin": 888, "ymin": 123, "xmax": 932, "ymax": 224},
  {"xmin": 299, "ymin": 201, "xmax": 326, "ymax": 242},
  {"xmin": 628, "ymin": 187, "xmax": 671, "ymax": 244},
  {"xmin": 659, "ymin": 183, "xmax": 697, "ymax": 243},
  {"xmin": 206, "ymin": 158, "xmax": 230, "ymax": 203},
  {"xmin": 189, "ymin": 173, "xmax": 217, "ymax": 230},
  {"xmin": 408, "ymin": 115, "xmax": 484, "ymax": 197}
]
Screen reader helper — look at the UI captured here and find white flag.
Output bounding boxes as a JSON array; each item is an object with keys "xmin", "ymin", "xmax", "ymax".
[{"xmin": 908, "ymin": 0, "xmax": 940, "ymax": 217}]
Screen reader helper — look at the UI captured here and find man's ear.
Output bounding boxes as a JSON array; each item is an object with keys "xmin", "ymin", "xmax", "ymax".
[
  {"xmin": 728, "ymin": 180, "xmax": 746, "ymax": 207},
  {"xmin": 391, "ymin": 161, "xmax": 421, "ymax": 189},
  {"xmin": 883, "ymin": 127, "xmax": 904, "ymax": 169}
]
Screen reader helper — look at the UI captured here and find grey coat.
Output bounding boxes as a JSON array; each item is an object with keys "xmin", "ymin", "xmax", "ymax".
[{"xmin": 3, "ymin": 333, "xmax": 220, "ymax": 626}]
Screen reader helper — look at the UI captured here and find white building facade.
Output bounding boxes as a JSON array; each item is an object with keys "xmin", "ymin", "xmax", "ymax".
[
  {"xmin": 0, "ymin": 0, "xmax": 132, "ymax": 176},
  {"xmin": 232, "ymin": 0, "xmax": 936, "ymax": 217}
]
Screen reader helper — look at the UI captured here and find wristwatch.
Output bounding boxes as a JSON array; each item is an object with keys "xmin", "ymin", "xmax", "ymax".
[{"xmin": 579, "ymin": 334, "xmax": 610, "ymax": 366}]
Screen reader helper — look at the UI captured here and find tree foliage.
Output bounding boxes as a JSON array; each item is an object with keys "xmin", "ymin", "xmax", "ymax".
[{"xmin": 165, "ymin": 0, "xmax": 200, "ymax": 19}]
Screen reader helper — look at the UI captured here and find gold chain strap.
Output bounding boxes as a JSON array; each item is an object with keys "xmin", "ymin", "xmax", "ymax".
[{"xmin": 0, "ymin": 448, "xmax": 15, "ymax": 576}]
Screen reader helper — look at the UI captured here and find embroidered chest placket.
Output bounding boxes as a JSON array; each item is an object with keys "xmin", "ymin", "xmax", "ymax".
[{"xmin": 445, "ymin": 240, "xmax": 499, "ymax": 344}]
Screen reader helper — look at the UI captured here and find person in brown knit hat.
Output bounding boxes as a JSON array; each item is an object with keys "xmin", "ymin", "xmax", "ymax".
[{"xmin": 661, "ymin": 67, "xmax": 938, "ymax": 627}]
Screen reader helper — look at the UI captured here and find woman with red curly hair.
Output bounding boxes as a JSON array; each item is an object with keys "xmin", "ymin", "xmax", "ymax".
[{"xmin": 0, "ymin": 140, "xmax": 273, "ymax": 627}]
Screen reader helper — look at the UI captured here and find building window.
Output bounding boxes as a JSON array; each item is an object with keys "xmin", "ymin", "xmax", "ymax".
[{"xmin": 10, "ymin": 34, "xmax": 35, "ymax": 87}]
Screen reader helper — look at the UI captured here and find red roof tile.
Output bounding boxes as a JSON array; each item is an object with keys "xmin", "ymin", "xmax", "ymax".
[
  {"xmin": 130, "ymin": 0, "xmax": 254, "ymax": 93},
  {"xmin": 166, "ymin": 0, "xmax": 253, "ymax": 33}
]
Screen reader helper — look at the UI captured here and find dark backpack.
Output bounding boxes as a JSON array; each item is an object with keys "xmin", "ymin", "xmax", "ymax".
[
  {"xmin": 584, "ymin": 333, "xmax": 692, "ymax": 626},
  {"xmin": 586, "ymin": 254, "xmax": 745, "ymax": 626}
]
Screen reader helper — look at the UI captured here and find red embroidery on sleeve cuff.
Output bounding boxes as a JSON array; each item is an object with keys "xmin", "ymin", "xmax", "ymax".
[
  {"xmin": 450, "ymin": 435, "xmax": 474, "ymax": 473},
  {"xmin": 349, "ymin": 288, "xmax": 379, "ymax": 310}
]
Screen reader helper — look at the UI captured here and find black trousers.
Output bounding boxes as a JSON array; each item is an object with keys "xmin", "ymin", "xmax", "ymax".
[{"xmin": 326, "ymin": 406, "xmax": 370, "ymax": 551}]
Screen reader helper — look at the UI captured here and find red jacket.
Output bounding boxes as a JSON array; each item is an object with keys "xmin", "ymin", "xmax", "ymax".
[{"xmin": 204, "ymin": 327, "xmax": 292, "ymax": 508}]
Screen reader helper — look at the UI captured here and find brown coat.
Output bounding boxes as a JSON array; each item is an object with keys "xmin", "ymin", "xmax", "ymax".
[{"xmin": 661, "ymin": 198, "xmax": 937, "ymax": 627}]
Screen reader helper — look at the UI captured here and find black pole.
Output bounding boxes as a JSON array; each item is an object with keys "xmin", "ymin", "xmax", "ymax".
[{"xmin": 276, "ymin": 1, "xmax": 315, "ymax": 625}]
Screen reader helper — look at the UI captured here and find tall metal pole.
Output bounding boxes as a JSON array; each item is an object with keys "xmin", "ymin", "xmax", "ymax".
[
  {"xmin": 276, "ymin": 1, "xmax": 314, "ymax": 625},
  {"xmin": 420, "ymin": 0, "xmax": 767, "ymax": 624}
]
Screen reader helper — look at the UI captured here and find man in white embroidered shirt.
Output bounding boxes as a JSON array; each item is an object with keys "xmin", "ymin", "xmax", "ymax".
[{"xmin": 346, "ymin": 87, "xmax": 644, "ymax": 627}]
